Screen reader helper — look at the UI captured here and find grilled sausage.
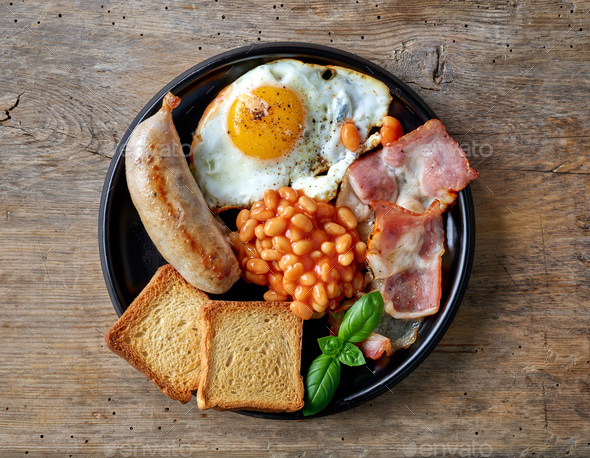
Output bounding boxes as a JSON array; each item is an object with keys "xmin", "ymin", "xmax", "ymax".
[{"xmin": 125, "ymin": 92, "xmax": 240, "ymax": 294}]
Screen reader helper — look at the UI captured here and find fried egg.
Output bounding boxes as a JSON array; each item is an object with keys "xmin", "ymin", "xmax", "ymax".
[{"xmin": 189, "ymin": 59, "xmax": 392, "ymax": 210}]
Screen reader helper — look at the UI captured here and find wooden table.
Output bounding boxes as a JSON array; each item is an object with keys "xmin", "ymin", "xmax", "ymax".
[{"xmin": 1, "ymin": 1, "xmax": 589, "ymax": 456}]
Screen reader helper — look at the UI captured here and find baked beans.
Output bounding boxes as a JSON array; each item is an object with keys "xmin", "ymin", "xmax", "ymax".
[
  {"xmin": 264, "ymin": 217, "xmax": 287, "ymax": 237},
  {"xmin": 261, "ymin": 249, "xmax": 281, "ymax": 261},
  {"xmin": 335, "ymin": 234, "xmax": 352, "ymax": 254},
  {"xmin": 291, "ymin": 214, "xmax": 313, "ymax": 233},
  {"xmin": 231, "ymin": 187, "xmax": 366, "ymax": 320},
  {"xmin": 263, "ymin": 189, "xmax": 279, "ymax": 211},
  {"xmin": 340, "ymin": 121, "xmax": 360, "ymax": 152},
  {"xmin": 298, "ymin": 195, "xmax": 318, "ymax": 214},
  {"xmin": 254, "ymin": 224, "xmax": 266, "ymax": 240},
  {"xmin": 336, "ymin": 207, "xmax": 358, "ymax": 230},
  {"xmin": 380, "ymin": 116, "xmax": 404, "ymax": 146},
  {"xmin": 293, "ymin": 240, "xmax": 313, "ymax": 255},
  {"xmin": 239, "ymin": 218, "xmax": 257, "ymax": 243},
  {"xmin": 236, "ymin": 209, "xmax": 250, "ymax": 230},
  {"xmin": 279, "ymin": 187, "xmax": 298, "ymax": 202},
  {"xmin": 324, "ymin": 222, "xmax": 346, "ymax": 237},
  {"xmin": 251, "ymin": 207, "xmax": 274, "ymax": 222}
]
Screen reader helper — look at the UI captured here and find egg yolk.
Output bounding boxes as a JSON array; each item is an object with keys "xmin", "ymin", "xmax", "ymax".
[{"xmin": 228, "ymin": 86, "xmax": 304, "ymax": 159}]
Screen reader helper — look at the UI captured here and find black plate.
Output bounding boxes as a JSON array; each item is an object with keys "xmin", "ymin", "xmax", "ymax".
[{"xmin": 98, "ymin": 43, "xmax": 475, "ymax": 419}]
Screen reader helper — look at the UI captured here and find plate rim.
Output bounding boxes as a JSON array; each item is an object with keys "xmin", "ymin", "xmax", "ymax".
[{"xmin": 98, "ymin": 42, "xmax": 475, "ymax": 419}]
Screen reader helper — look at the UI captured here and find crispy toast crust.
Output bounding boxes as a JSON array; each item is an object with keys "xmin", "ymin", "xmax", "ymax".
[
  {"xmin": 104, "ymin": 264, "xmax": 208, "ymax": 403},
  {"xmin": 197, "ymin": 301, "xmax": 304, "ymax": 412}
]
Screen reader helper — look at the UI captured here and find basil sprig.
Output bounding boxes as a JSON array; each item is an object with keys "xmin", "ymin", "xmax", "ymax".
[{"xmin": 302, "ymin": 291, "xmax": 384, "ymax": 416}]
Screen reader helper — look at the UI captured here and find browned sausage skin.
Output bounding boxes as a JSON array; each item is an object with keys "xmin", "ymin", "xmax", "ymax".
[{"xmin": 125, "ymin": 92, "xmax": 240, "ymax": 294}]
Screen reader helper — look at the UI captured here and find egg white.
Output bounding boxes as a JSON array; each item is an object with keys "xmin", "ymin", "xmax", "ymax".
[{"xmin": 190, "ymin": 59, "xmax": 392, "ymax": 210}]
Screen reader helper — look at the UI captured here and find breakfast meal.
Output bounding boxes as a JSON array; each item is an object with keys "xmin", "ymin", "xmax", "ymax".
[{"xmin": 105, "ymin": 57, "xmax": 479, "ymax": 416}]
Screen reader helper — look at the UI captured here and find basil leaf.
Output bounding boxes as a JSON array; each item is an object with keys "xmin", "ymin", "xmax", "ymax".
[
  {"xmin": 302, "ymin": 354, "xmax": 341, "ymax": 416},
  {"xmin": 338, "ymin": 342, "xmax": 365, "ymax": 367},
  {"xmin": 338, "ymin": 291, "xmax": 384, "ymax": 343},
  {"xmin": 317, "ymin": 335, "xmax": 343, "ymax": 356}
]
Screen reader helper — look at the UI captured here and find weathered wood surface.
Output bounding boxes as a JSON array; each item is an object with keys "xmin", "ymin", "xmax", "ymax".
[{"xmin": 1, "ymin": 0, "xmax": 589, "ymax": 456}]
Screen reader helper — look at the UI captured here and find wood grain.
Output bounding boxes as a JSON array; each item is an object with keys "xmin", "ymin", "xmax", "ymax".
[{"xmin": 1, "ymin": 0, "xmax": 589, "ymax": 456}]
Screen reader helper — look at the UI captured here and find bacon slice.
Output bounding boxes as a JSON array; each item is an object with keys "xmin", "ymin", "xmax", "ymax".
[
  {"xmin": 356, "ymin": 333, "xmax": 392, "ymax": 359},
  {"xmin": 340, "ymin": 118, "xmax": 479, "ymax": 216},
  {"xmin": 368, "ymin": 200, "xmax": 445, "ymax": 319},
  {"xmin": 348, "ymin": 151, "xmax": 398, "ymax": 205}
]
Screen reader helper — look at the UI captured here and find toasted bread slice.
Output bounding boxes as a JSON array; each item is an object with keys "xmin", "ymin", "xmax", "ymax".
[
  {"xmin": 105, "ymin": 264, "xmax": 208, "ymax": 403},
  {"xmin": 197, "ymin": 301, "xmax": 304, "ymax": 412}
]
